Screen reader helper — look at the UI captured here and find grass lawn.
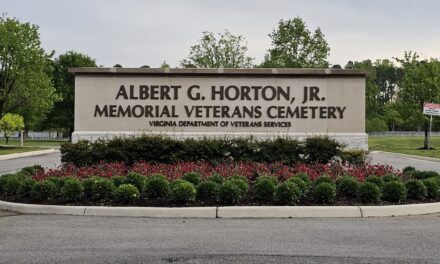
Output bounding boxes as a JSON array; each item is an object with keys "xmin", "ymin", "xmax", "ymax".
[
  {"xmin": 0, "ymin": 139, "xmax": 66, "ymax": 148},
  {"xmin": 0, "ymin": 146, "xmax": 48, "ymax": 156},
  {"xmin": 369, "ymin": 136, "xmax": 440, "ymax": 159}
]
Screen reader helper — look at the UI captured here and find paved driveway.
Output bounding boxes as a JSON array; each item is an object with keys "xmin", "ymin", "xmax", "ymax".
[
  {"xmin": 0, "ymin": 213, "xmax": 439, "ymax": 263},
  {"xmin": 369, "ymin": 151, "xmax": 440, "ymax": 172}
]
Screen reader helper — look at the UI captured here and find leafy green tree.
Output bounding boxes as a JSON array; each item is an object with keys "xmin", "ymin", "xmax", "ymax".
[
  {"xmin": 42, "ymin": 51, "xmax": 96, "ymax": 138},
  {"xmin": 0, "ymin": 113, "xmax": 24, "ymax": 144},
  {"xmin": 0, "ymin": 16, "xmax": 57, "ymax": 128},
  {"xmin": 384, "ymin": 103, "xmax": 403, "ymax": 131},
  {"xmin": 181, "ymin": 30, "xmax": 254, "ymax": 68},
  {"xmin": 160, "ymin": 61, "xmax": 170, "ymax": 68},
  {"xmin": 396, "ymin": 51, "xmax": 440, "ymax": 149},
  {"xmin": 260, "ymin": 17, "xmax": 330, "ymax": 68},
  {"xmin": 375, "ymin": 59, "xmax": 403, "ymax": 106}
]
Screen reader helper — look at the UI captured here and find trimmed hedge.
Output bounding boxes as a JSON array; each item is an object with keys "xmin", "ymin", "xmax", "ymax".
[{"xmin": 60, "ymin": 135, "xmax": 345, "ymax": 166}]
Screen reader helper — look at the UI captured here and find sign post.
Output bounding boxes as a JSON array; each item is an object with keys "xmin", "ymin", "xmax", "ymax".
[{"xmin": 423, "ymin": 102, "xmax": 440, "ymax": 150}]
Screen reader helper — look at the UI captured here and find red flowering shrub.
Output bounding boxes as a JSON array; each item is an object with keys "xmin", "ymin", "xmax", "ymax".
[{"xmin": 34, "ymin": 161, "xmax": 400, "ymax": 182}]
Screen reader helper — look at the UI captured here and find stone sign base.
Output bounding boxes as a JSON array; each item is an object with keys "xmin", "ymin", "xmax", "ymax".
[{"xmin": 72, "ymin": 131, "xmax": 368, "ymax": 150}]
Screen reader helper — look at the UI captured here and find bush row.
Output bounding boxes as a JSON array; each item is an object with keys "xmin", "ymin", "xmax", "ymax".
[
  {"xmin": 60, "ymin": 135, "xmax": 361, "ymax": 166},
  {"xmin": 2, "ymin": 166, "xmax": 439, "ymax": 206}
]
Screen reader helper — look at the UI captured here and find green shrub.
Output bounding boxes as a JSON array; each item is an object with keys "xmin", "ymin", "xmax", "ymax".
[
  {"xmin": 336, "ymin": 176, "xmax": 360, "ymax": 199},
  {"xmin": 340, "ymin": 150, "xmax": 367, "ymax": 165},
  {"xmin": 114, "ymin": 184, "xmax": 140, "ymax": 204},
  {"xmin": 382, "ymin": 174, "xmax": 401, "ymax": 183},
  {"xmin": 293, "ymin": 172, "xmax": 311, "ymax": 187},
  {"xmin": 31, "ymin": 180, "xmax": 57, "ymax": 201},
  {"xmin": 254, "ymin": 175, "xmax": 278, "ymax": 203},
  {"xmin": 412, "ymin": 170, "xmax": 439, "ymax": 180},
  {"xmin": 275, "ymin": 182, "xmax": 301, "ymax": 205},
  {"xmin": 125, "ymin": 172, "xmax": 146, "ymax": 192},
  {"xmin": 19, "ymin": 165, "xmax": 44, "ymax": 176},
  {"xmin": 405, "ymin": 180, "xmax": 427, "ymax": 200},
  {"xmin": 227, "ymin": 176, "xmax": 249, "ymax": 195},
  {"xmin": 303, "ymin": 136, "xmax": 342, "ymax": 163},
  {"xmin": 182, "ymin": 172, "xmax": 202, "ymax": 186},
  {"xmin": 219, "ymin": 181, "xmax": 243, "ymax": 205},
  {"xmin": 46, "ymin": 177, "xmax": 66, "ymax": 193},
  {"xmin": 358, "ymin": 182, "xmax": 380, "ymax": 204},
  {"xmin": 366, "ymin": 117, "xmax": 388, "ymax": 132},
  {"xmin": 111, "ymin": 176, "xmax": 126, "ymax": 187},
  {"xmin": 144, "ymin": 174, "xmax": 169, "ymax": 199},
  {"xmin": 207, "ymin": 173, "xmax": 224, "ymax": 184},
  {"xmin": 313, "ymin": 175, "xmax": 334, "ymax": 186},
  {"xmin": 402, "ymin": 166, "xmax": 416, "ymax": 176},
  {"xmin": 0, "ymin": 174, "xmax": 12, "ymax": 194},
  {"xmin": 365, "ymin": 175, "xmax": 385, "ymax": 189},
  {"xmin": 287, "ymin": 177, "xmax": 308, "ymax": 195},
  {"xmin": 61, "ymin": 178, "xmax": 84, "ymax": 202},
  {"xmin": 196, "ymin": 181, "xmax": 220, "ymax": 202},
  {"xmin": 2, "ymin": 175, "xmax": 22, "ymax": 196},
  {"xmin": 83, "ymin": 176, "xmax": 102, "ymax": 198},
  {"xmin": 422, "ymin": 178, "xmax": 440, "ymax": 198},
  {"xmin": 382, "ymin": 181, "xmax": 406, "ymax": 203},
  {"xmin": 61, "ymin": 135, "xmax": 340, "ymax": 166},
  {"xmin": 312, "ymin": 182, "xmax": 336, "ymax": 204},
  {"xmin": 90, "ymin": 178, "xmax": 115, "ymax": 201},
  {"xmin": 170, "ymin": 180, "xmax": 196, "ymax": 204},
  {"xmin": 17, "ymin": 178, "xmax": 37, "ymax": 198}
]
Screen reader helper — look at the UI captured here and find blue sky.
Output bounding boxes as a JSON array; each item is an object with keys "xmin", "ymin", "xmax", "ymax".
[{"xmin": 2, "ymin": 0, "xmax": 440, "ymax": 67}]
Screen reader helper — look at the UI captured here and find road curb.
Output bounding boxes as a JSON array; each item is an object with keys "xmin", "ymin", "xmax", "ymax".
[
  {"xmin": 370, "ymin": 151, "xmax": 440, "ymax": 163},
  {"xmin": 0, "ymin": 149, "xmax": 59, "ymax": 161},
  {"xmin": 2, "ymin": 200, "xmax": 440, "ymax": 218}
]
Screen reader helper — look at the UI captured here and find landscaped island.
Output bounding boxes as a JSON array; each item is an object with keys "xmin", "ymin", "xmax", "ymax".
[{"xmin": 1, "ymin": 135, "xmax": 439, "ymax": 207}]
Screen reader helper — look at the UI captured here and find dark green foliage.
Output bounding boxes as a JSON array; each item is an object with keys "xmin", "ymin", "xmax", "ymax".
[
  {"xmin": 182, "ymin": 172, "xmax": 202, "ymax": 186},
  {"xmin": 382, "ymin": 174, "xmax": 401, "ymax": 183},
  {"xmin": 402, "ymin": 166, "xmax": 416, "ymax": 176},
  {"xmin": 17, "ymin": 178, "xmax": 36, "ymax": 198},
  {"xmin": 0, "ymin": 174, "xmax": 12, "ymax": 194},
  {"xmin": 312, "ymin": 182, "xmax": 336, "ymax": 204},
  {"xmin": 45, "ymin": 177, "xmax": 66, "ymax": 196},
  {"xmin": 287, "ymin": 177, "xmax": 308, "ymax": 195},
  {"xmin": 114, "ymin": 184, "xmax": 140, "ymax": 204},
  {"xmin": 365, "ymin": 175, "xmax": 385, "ymax": 189},
  {"xmin": 207, "ymin": 173, "xmax": 224, "ymax": 184},
  {"xmin": 124, "ymin": 172, "xmax": 146, "ymax": 192},
  {"xmin": 313, "ymin": 175, "xmax": 334, "ymax": 186},
  {"xmin": 275, "ymin": 182, "xmax": 301, "ymax": 205},
  {"xmin": 61, "ymin": 135, "xmax": 342, "ymax": 166},
  {"xmin": 422, "ymin": 178, "xmax": 440, "ymax": 198},
  {"xmin": 382, "ymin": 181, "xmax": 407, "ymax": 203},
  {"xmin": 90, "ymin": 178, "xmax": 115, "ymax": 201},
  {"xmin": 340, "ymin": 150, "xmax": 367, "ymax": 165},
  {"xmin": 293, "ymin": 173, "xmax": 311, "ymax": 187},
  {"xmin": 170, "ymin": 180, "xmax": 196, "ymax": 204},
  {"xmin": 31, "ymin": 180, "xmax": 57, "ymax": 201},
  {"xmin": 82, "ymin": 176, "xmax": 102, "ymax": 198},
  {"xmin": 196, "ymin": 181, "xmax": 221, "ymax": 202},
  {"xmin": 144, "ymin": 174, "xmax": 169, "ymax": 199},
  {"xmin": 219, "ymin": 180, "xmax": 243, "ymax": 205},
  {"xmin": 411, "ymin": 170, "xmax": 439, "ymax": 180},
  {"xmin": 254, "ymin": 175, "xmax": 278, "ymax": 202},
  {"xmin": 227, "ymin": 176, "xmax": 249, "ymax": 194},
  {"xmin": 336, "ymin": 176, "xmax": 360, "ymax": 198},
  {"xmin": 358, "ymin": 182, "xmax": 381, "ymax": 204},
  {"xmin": 303, "ymin": 136, "xmax": 341, "ymax": 163},
  {"xmin": 2, "ymin": 175, "xmax": 22, "ymax": 196},
  {"xmin": 405, "ymin": 180, "xmax": 427, "ymax": 200},
  {"xmin": 61, "ymin": 178, "xmax": 84, "ymax": 202},
  {"xmin": 111, "ymin": 176, "xmax": 126, "ymax": 187},
  {"xmin": 19, "ymin": 165, "xmax": 43, "ymax": 176}
]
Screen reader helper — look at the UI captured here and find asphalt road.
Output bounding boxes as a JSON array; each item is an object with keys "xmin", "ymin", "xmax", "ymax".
[
  {"xmin": 369, "ymin": 151, "xmax": 440, "ymax": 172},
  {"xmin": 0, "ymin": 151, "xmax": 61, "ymax": 174},
  {"xmin": 0, "ymin": 213, "xmax": 439, "ymax": 263}
]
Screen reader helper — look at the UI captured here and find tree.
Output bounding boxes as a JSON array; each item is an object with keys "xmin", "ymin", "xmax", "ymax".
[
  {"xmin": 375, "ymin": 59, "xmax": 403, "ymax": 106},
  {"xmin": 396, "ymin": 51, "xmax": 440, "ymax": 149},
  {"xmin": 260, "ymin": 17, "xmax": 330, "ymax": 68},
  {"xmin": 383, "ymin": 102, "xmax": 403, "ymax": 131},
  {"xmin": 160, "ymin": 61, "xmax": 170, "ymax": 68},
  {"xmin": 0, "ymin": 16, "xmax": 57, "ymax": 128},
  {"xmin": 42, "ymin": 51, "xmax": 96, "ymax": 138},
  {"xmin": 0, "ymin": 113, "xmax": 24, "ymax": 144},
  {"xmin": 181, "ymin": 30, "xmax": 254, "ymax": 68}
]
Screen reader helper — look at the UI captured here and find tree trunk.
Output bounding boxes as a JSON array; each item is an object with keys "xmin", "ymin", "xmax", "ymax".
[
  {"xmin": 5, "ymin": 136, "xmax": 9, "ymax": 145},
  {"xmin": 424, "ymin": 119, "xmax": 429, "ymax": 149}
]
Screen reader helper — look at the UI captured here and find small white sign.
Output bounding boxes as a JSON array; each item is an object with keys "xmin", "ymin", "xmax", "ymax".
[{"xmin": 423, "ymin": 102, "xmax": 440, "ymax": 116}]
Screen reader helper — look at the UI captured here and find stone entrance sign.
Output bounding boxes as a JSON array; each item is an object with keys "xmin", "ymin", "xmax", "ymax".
[{"xmin": 69, "ymin": 68, "xmax": 368, "ymax": 149}]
